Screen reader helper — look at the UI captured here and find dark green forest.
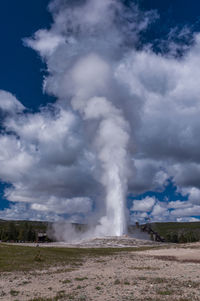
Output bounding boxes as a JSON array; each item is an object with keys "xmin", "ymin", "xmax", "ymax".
[
  {"xmin": 151, "ymin": 222, "xmax": 200, "ymax": 243},
  {"xmin": 0, "ymin": 220, "xmax": 49, "ymax": 242}
]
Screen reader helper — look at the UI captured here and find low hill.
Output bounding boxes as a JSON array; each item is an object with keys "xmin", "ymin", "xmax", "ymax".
[{"xmin": 150, "ymin": 222, "xmax": 200, "ymax": 243}]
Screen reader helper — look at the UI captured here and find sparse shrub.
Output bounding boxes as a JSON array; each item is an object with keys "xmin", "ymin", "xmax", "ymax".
[
  {"xmin": 114, "ymin": 279, "xmax": 120, "ymax": 285},
  {"xmin": 29, "ymin": 297, "xmax": 52, "ymax": 301},
  {"xmin": 124, "ymin": 280, "xmax": 130, "ymax": 285},
  {"xmin": 157, "ymin": 290, "xmax": 173, "ymax": 295},
  {"xmin": 62, "ymin": 279, "xmax": 71, "ymax": 284},
  {"xmin": 95, "ymin": 286, "xmax": 101, "ymax": 290},
  {"xmin": 34, "ymin": 251, "xmax": 44, "ymax": 262},
  {"xmin": 0, "ymin": 291, "xmax": 5, "ymax": 297},
  {"xmin": 10, "ymin": 289, "xmax": 19, "ymax": 296},
  {"xmin": 54, "ymin": 290, "xmax": 66, "ymax": 300},
  {"xmin": 151, "ymin": 277, "xmax": 165, "ymax": 284},
  {"xmin": 78, "ymin": 295, "xmax": 87, "ymax": 301},
  {"xmin": 75, "ymin": 277, "xmax": 88, "ymax": 281},
  {"xmin": 138, "ymin": 277, "xmax": 147, "ymax": 280}
]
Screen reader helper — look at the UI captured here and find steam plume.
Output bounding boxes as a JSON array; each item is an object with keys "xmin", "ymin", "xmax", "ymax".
[{"xmin": 32, "ymin": 0, "xmax": 142, "ymax": 237}]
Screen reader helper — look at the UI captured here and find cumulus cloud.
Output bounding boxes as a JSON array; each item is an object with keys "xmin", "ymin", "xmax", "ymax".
[
  {"xmin": 0, "ymin": 203, "xmax": 61, "ymax": 221},
  {"xmin": 131, "ymin": 196, "xmax": 156, "ymax": 212},
  {"xmin": 177, "ymin": 217, "xmax": 200, "ymax": 222},
  {"xmin": 0, "ymin": 90, "xmax": 25, "ymax": 114},
  {"xmin": 24, "ymin": 30, "xmax": 65, "ymax": 58},
  {"xmin": 0, "ymin": 101, "xmax": 98, "ymax": 220},
  {"xmin": 30, "ymin": 197, "xmax": 92, "ymax": 215},
  {"xmin": 117, "ymin": 35, "xmax": 200, "ymax": 166},
  {"xmin": 168, "ymin": 201, "xmax": 189, "ymax": 209},
  {"xmin": 170, "ymin": 205, "xmax": 200, "ymax": 217},
  {"xmin": 116, "ymin": 30, "xmax": 200, "ymax": 222},
  {"xmin": 1, "ymin": 0, "xmax": 200, "ymax": 227}
]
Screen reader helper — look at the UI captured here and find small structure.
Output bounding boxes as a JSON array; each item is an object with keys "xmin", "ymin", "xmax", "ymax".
[
  {"xmin": 141, "ymin": 223, "xmax": 165, "ymax": 242},
  {"xmin": 37, "ymin": 232, "xmax": 47, "ymax": 243}
]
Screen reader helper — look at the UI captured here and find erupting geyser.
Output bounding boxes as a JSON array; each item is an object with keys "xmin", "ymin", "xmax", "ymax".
[
  {"xmin": 23, "ymin": 0, "xmax": 149, "ymax": 240},
  {"xmin": 71, "ymin": 56, "xmax": 130, "ymax": 237}
]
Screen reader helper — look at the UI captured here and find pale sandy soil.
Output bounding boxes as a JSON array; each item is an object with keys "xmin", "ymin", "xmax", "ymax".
[
  {"xmin": 139, "ymin": 246, "xmax": 200, "ymax": 262},
  {"xmin": 0, "ymin": 240, "xmax": 200, "ymax": 301}
]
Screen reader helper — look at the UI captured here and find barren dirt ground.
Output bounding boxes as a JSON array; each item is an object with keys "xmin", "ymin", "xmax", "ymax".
[{"xmin": 1, "ymin": 241, "xmax": 200, "ymax": 301}]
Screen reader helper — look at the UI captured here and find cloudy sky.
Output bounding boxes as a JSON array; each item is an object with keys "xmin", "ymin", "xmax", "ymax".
[{"xmin": 0, "ymin": 0, "xmax": 200, "ymax": 225}]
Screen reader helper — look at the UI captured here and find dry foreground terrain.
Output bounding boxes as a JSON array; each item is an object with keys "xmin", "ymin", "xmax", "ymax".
[{"xmin": 0, "ymin": 237, "xmax": 200, "ymax": 301}]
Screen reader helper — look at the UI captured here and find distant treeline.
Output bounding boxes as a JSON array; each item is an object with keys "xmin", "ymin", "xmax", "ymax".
[
  {"xmin": 151, "ymin": 222, "xmax": 200, "ymax": 243},
  {"xmin": 0, "ymin": 220, "xmax": 200, "ymax": 243},
  {"xmin": 0, "ymin": 220, "xmax": 50, "ymax": 242}
]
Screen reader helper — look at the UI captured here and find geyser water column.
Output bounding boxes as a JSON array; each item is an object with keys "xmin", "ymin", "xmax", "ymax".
[
  {"xmin": 71, "ymin": 54, "xmax": 130, "ymax": 237},
  {"xmin": 103, "ymin": 158, "xmax": 128, "ymax": 236},
  {"xmin": 96, "ymin": 112, "xmax": 129, "ymax": 236},
  {"xmin": 76, "ymin": 87, "xmax": 130, "ymax": 236}
]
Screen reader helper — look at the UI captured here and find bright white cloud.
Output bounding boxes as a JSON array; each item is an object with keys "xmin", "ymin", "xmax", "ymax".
[
  {"xmin": 30, "ymin": 197, "xmax": 92, "ymax": 215},
  {"xmin": 177, "ymin": 217, "xmax": 200, "ymax": 222},
  {"xmin": 131, "ymin": 196, "xmax": 156, "ymax": 212},
  {"xmin": 171, "ymin": 205, "xmax": 200, "ymax": 217},
  {"xmin": 24, "ymin": 30, "xmax": 65, "ymax": 57},
  {"xmin": 168, "ymin": 201, "xmax": 189, "ymax": 209},
  {"xmin": 182, "ymin": 187, "xmax": 200, "ymax": 204},
  {"xmin": 0, "ymin": 90, "xmax": 24, "ymax": 113},
  {"xmin": 151, "ymin": 202, "xmax": 168, "ymax": 217},
  {"xmin": 0, "ymin": 203, "xmax": 61, "ymax": 222}
]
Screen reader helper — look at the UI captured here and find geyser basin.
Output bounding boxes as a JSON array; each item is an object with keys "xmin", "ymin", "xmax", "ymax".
[
  {"xmin": 48, "ymin": 235, "xmax": 158, "ymax": 248},
  {"xmin": 51, "ymin": 222, "xmax": 153, "ymax": 243}
]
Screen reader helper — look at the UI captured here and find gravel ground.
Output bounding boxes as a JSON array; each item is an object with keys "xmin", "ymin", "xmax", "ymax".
[{"xmin": 0, "ymin": 239, "xmax": 200, "ymax": 301}]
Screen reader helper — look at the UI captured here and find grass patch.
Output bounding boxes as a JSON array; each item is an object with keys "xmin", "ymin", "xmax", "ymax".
[
  {"xmin": 62, "ymin": 279, "xmax": 71, "ymax": 284},
  {"xmin": 157, "ymin": 289, "xmax": 173, "ymax": 295},
  {"xmin": 138, "ymin": 277, "xmax": 147, "ymax": 280},
  {"xmin": 150, "ymin": 277, "xmax": 165, "ymax": 284},
  {"xmin": 0, "ymin": 244, "xmax": 159, "ymax": 272},
  {"xmin": 129, "ymin": 266, "xmax": 158, "ymax": 271},
  {"xmin": 75, "ymin": 277, "xmax": 88, "ymax": 281},
  {"xmin": 29, "ymin": 294, "xmax": 70, "ymax": 301},
  {"xmin": 29, "ymin": 297, "xmax": 53, "ymax": 301}
]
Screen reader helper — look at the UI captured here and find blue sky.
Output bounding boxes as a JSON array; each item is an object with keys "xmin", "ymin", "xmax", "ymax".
[
  {"xmin": 0, "ymin": 0, "xmax": 200, "ymax": 224},
  {"xmin": 0, "ymin": 1, "xmax": 54, "ymax": 111}
]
